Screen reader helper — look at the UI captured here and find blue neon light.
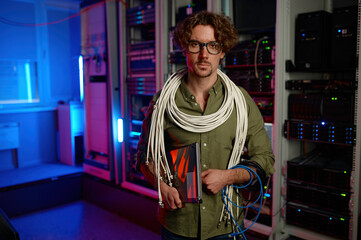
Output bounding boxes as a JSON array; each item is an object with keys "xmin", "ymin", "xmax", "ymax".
[
  {"xmin": 118, "ymin": 119, "xmax": 124, "ymax": 142},
  {"xmin": 24, "ymin": 62, "xmax": 32, "ymax": 101},
  {"xmin": 131, "ymin": 120, "xmax": 143, "ymax": 125},
  {"xmin": 78, "ymin": 56, "xmax": 84, "ymax": 102},
  {"xmin": 130, "ymin": 131, "xmax": 141, "ymax": 138}
]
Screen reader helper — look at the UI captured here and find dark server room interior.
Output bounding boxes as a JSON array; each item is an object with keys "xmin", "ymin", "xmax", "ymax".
[{"xmin": 0, "ymin": 0, "xmax": 360, "ymax": 239}]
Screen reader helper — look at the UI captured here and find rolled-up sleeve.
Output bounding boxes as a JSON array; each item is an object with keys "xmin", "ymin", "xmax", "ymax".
[
  {"xmin": 136, "ymin": 95, "xmax": 157, "ymax": 172},
  {"xmin": 241, "ymin": 88, "xmax": 275, "ymax": 176}
]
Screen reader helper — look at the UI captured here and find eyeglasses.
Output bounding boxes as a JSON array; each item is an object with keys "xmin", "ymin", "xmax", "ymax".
[{"xmin": 187, "ymin": 41, "xmax": 223, "ymax": 55}]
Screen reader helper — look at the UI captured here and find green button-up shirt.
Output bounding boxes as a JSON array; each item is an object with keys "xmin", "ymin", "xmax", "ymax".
[{"xmin": 137, "ymin": 74, "xmax": 275, "ymax": 239}]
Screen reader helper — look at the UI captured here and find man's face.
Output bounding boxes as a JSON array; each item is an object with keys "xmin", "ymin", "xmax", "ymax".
[{"xmin": 185, "ymin": 25, "xmax": 225, "ymax": 79}]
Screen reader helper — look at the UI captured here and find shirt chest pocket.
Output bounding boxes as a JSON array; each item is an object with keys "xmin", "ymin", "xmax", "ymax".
[
  {"xmin": 210, "ymin": 121, "xmax": 235, "ymax": 151},
  {"xmin": 210, "ymin": 110, "xmax": 237, "ymax": 150}
]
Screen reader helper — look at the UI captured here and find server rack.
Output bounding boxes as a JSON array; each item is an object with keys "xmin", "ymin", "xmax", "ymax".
[
  {"xmin": 273, "ymin": 0, "xmax": 361, "ymax": 239},
  {"xmin": 167, "ymin": 0, "xmax": 207, "ymax": 75},
  {"xmin": 220, "ymin": 1, "xmax": 276, "ymax": 236},
  {"xmin": 120, "ymin": 0, "xmax": 168, "ymax": 198},
  {"xmin": 81, "ymin": 0, "xmax": 121, "ymax": 182}
]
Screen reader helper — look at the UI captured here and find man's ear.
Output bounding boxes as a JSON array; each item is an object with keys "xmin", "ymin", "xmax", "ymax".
[{"xmin": 220, "ymin": 51, "xmax": 225, "ymax": 59}]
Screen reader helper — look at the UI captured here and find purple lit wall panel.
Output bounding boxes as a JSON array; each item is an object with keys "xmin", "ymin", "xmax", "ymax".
[{"xmin": 86, "ymin": 82, "xmax": 108, "ymax": 155}]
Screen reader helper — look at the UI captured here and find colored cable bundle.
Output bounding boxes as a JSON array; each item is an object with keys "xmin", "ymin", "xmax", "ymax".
[{"xmin": 221, "ymin": 165, "xmax": 264, "ymax": 240}]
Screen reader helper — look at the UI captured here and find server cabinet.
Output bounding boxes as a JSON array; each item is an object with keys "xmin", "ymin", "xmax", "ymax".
[
  {"xmin": 119, "ymin": 0, "xmax": 209, "ymax": 197},
  {"xmin": 81, "ymin": 0, "xmax": 120, "ymax": 181},
  {"xmin": 119, "ymin": 0, "xmax": 167, "ymax": 198},
  {"xmin": 273, "ymin": 0, "xmax": 361, "ymax": 239},
  {"xmin": 219, "ymin": 1, "xmax": 276, "ymax": 236}
]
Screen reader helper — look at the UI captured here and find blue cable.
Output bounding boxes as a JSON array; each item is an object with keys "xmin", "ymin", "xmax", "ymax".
[{"xmin": 221, "ymin": 165, "xmax": 264, "ymax": 239}]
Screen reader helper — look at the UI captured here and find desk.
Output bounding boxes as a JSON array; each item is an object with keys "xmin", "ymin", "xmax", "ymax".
[{"xmin": 0, "ymin": 122, "xmax": 19, "ymax": 167}]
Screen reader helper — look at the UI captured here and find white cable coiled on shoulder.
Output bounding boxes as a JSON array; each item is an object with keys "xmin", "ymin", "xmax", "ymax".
[{"xmin": 146, "ymin": 68, "xmax": 248, "ymax": 222}]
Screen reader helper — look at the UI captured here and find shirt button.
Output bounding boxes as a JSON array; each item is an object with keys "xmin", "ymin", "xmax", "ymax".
[
  {"xmin": 194, "ymin": 103, "xmax": 198, "ymax": 106},
  {"xmin": 203, "ymin": 164, "xmax": 207, "ymax": 168},
  {"xmin": 191, "ymin": 96, "xmax": 195, "ymax": 99},
  {"xmin": 203, "ymin": 143, "xmax": 207, "ymax": 147},
  {"xmin": 202, "ymin": 206, "xmax": 206, "ymax": 210}
]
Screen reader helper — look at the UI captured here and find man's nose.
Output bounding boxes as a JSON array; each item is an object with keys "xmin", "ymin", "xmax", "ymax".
[{"xmin": 199, "ymin": 45, "xmax": 208, "ymax": 57}]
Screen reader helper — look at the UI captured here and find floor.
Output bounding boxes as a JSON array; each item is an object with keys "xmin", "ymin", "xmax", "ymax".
[
  {"xmin": 1, "ymin": 162, "xmax": 268, "ymax": 240},
  {"xmin": 10, "ymin": 200, "xmax": 161, "ymax": 240},
  {"xmin": 10, "ymin": 200, "xmax": 268, "ymax": 240}
]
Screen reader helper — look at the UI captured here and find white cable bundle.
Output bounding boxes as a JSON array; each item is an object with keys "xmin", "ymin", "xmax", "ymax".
[{"xmin": 146, "ymin": 68, "xmax": 248, "ymax": 222}]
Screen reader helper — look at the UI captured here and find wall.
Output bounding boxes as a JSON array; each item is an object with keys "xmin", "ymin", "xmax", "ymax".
[
  {"xmin": 0, "ymin": 0, "xmax": 81, "ymax": 171},
  {"xmin": 0, "ymin": 110, "xmax": 58, "ymax": 170}
]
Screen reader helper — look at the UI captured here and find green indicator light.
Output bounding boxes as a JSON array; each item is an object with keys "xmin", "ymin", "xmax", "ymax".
[
  {"xmin": 340, "ymin": 218, "xmax": 345, "ymax": 221},
  {"xmin": 268, "ymin": 69, "xmax": 272, "ymax": 72},
  {"xmin": 263, "ymin": 196, "xmax": 266, "ymax": 199},
  {"xmin": 344, "ymin": 171, "xmax": 347, "ymax": 174},
  {"xmin": 335, "ymin": 97, "xmax": 338, "ymax": 100},
  {"xmin": 266, "ymin": 47, "xmax": 270, "ymax": 50},
  {"xmin": 253, "ymin": 40, "xmax": 257, "ymax": 43},
  {"xmin": 341, "ymin": 193, "xmax": 346, "ymax": 197},
  {"xmin": 332, "ymin": 97, "xmax": 335, "ymax": 100},
  {"xmin": 264, "ymin": 186, "xmax": 267, "ymax": 189},
  {"xmin": 266, "ymin": 75, "xmax": 270, "ymax": 78}
]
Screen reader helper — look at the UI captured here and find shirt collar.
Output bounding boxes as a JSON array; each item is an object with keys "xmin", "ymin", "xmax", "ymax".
[{"xmin": 179, "ymin": 74, "xmax": 223, "ymax": 102}]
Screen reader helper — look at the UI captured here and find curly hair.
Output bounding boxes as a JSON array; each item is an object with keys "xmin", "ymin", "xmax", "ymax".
[{"xmin": 173, "ymin": 10, "xmax": 239, "ymax": 54}]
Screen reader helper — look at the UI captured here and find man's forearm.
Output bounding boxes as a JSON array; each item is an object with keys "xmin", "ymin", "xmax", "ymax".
[
  {"xmin": 225, "ymin": 167, "xmax": 255, "ymax": 185},
  {"xmin": 139, "ymin": 161, "xmax": 156, "ymax": 187}
]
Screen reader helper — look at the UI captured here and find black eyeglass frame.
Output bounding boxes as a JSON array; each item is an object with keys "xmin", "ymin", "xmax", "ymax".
[{"xmin": 186, "ymin": 40, "xmax": 223, "ymax": 55}]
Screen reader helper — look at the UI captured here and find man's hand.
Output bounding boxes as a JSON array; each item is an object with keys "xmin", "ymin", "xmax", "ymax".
[
  {"xmin": 160, "ymin": 181, "xmax": 183, "ymax": 210},
  {"xmin": 201, "ymin": 168, "xmax": 253, "ymax": 194},
  {"xmin": 201, "ymin": 169, "xmax": 231, "ymax": 194}
]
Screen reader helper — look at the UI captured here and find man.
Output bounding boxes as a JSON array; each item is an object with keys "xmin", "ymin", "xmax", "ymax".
[{"xmin": 137, "ymin": 10, "xmax": 275, "ymax": 240}]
